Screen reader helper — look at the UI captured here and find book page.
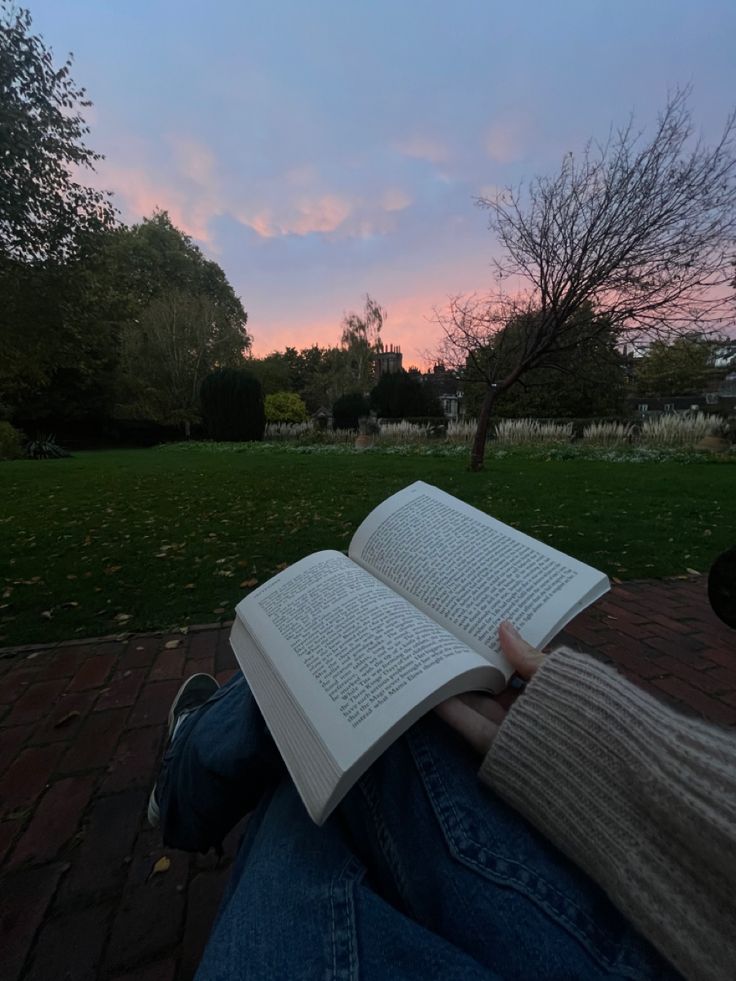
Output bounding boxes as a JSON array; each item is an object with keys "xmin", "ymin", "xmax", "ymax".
[
  {"xmin": 237, "ymin": 550, "xmax": 500, "ymax": 772},
  {"xmin": 349, "ymin": 482, "xmax": 609, "ymax": 668}
]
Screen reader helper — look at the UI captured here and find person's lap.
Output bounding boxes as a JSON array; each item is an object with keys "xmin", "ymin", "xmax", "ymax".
[{"xmin": 159, "ymin": 677, "xmax": 679, "ymax": 980}]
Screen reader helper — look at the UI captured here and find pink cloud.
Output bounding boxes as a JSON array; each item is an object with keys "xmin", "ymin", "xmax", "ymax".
[
  {"xmin": 167, "ymin": 134, "xmax": 217, "ymax": 185},
  {"xmin": 98, "ymin": 162, "xmax": 218, "ymax": 247},
  {"xmin": 485, "ymin": 118, "xmax": 528, "ymax": 164},
  {"xmin": 380, "ymin": 188, "xmax": 412, "ymax": 212},
  {"xmin": 239, "ymin": 193, "xmax": 353, "ymax": 238},
  {"xmin": 395, "ymin": 134, "xmax": 450, "ymax": 165}
]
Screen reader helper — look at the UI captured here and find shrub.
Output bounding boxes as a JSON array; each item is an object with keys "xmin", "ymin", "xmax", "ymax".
[
  {"xmin": 495, "ymin": 419, "xmax": 573, "ymax": 444},
  {"xmin": 264, "ymin": 391, "xmax": 308, "ymax": 424},
  {"xmin": 332, "ymin": 393, "xmax": 369, "ymax": 430},
  {"xmin": 582, "ymin": 421, "xmax": 635, "ymax": 445},
  {"xmin": 200, "ymin": 369, "xmax": 265, "ymax": 442},
  {"xmin": 264, "ymin": 421, "xmax": 312, "ymax": 440},
  {"xmin": 447, "ymin": 419, "xmax": 477, "ymax": 443},
  {"xmin": 641, "ymin": 411, "xmax": 721, "ymax": 447},
  {"xmin": 0, "ymin": 421, "xmax": 24, "ymax": 460},
  {"xmin": 25, "ymin": 434, "xmax": 70, "ymax": 459}
]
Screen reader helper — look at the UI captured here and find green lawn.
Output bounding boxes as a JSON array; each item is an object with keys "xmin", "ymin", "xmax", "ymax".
[{"xmin": 1, "ymin": 445, "xmax": 734, "ymax": 646}]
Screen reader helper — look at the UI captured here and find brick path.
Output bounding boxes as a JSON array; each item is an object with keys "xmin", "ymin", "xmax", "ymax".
[{"xmin": 0, "ymin": 576, "xmax": 734, "ymax": 980}]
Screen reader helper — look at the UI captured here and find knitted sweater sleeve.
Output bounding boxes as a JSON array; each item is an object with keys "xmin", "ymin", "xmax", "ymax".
[{"xmin": 478, "ymin": 646, "xmax": 736, "ymax": 981}]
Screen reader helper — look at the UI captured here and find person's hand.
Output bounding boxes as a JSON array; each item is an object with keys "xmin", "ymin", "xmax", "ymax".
[{"xmin": 434, "ymin": 621, "xmax": 544, "ymax": 755}]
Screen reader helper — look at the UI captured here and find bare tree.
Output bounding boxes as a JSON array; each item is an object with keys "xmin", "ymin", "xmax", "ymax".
[{"xmin": 439, "ymin": 89, "xmax": 736, "ymax": 470}]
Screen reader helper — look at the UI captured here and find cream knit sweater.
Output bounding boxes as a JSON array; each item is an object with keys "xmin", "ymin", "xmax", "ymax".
[{"xmin": 479, "ymin": 646, "xmax": 736, "ymax": 981}]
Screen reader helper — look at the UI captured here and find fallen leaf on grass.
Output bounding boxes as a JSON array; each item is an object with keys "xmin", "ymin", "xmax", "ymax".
[
  {"xmin": 114, "ymin": 613, "xmax": 132, "ymax": 623},
  {"xmin": 212, "ymin": 607, "xmax": 225, "ymax": 615},
  {"xmin": 41, "ymin": 610, "xmax": 53, "ymax": 619},
  {"xmin": 54, "ymin": 710, "xmax": 81, "ymax": 729},
  {"xmin": 164, "ymin": 639, "xmax": 181, "ymax": 650},
  {"xmin": 275, "ymin": 563, "xmax": 289, "ymax": 572},
  {"xmin": 239, "ymin": 578, "xmax": 258, "ymax": 589},
  {"xmin": 686, "ymin": 567, "xmax": 701, "ymax": 576},
  {"xmin": 184, "ymin": 583, "xmax": 195, "ymax": 590}
]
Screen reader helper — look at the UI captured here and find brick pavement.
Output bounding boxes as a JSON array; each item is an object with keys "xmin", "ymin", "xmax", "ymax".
[{"xmin": 0, "ymin": 576, "xmax": 734, "ymax": 980}]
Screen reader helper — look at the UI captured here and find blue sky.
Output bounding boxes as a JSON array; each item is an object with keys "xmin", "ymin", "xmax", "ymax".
[{"xmin": 29, "ymin": 0, "xmax": 736, "ymax": 363}]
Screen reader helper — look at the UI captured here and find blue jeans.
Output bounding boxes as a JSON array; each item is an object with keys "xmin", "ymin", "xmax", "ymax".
[{"xmin": 158, "ymin": 676, "xmax": 680, "ymax": 980}]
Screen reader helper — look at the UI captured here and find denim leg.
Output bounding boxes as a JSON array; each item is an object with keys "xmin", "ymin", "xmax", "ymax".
[
  {"xmin": 188, "ymin": 688, "xmax": 679, "ymax": 981},
  {"xmin": 184, "ymin": 681, "xmax": 680, "ymax": 980},
  {"xmin": 157, "ymin": 675, "xmax": 283, "ymax": 852},
  {"xmin": 196, "ymin": 778, "xmax": 503, "ymax": 981},
  {"xmin": 336, "ymin": 713, "xmax": 681, "ymax": 981}
]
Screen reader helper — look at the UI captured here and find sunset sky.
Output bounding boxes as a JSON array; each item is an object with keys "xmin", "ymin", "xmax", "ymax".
[{"xmin": 30, "ymin": 0, "xmax": 736, "ymax": 365}]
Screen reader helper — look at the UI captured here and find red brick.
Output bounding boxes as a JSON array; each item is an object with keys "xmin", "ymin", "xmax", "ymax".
[
  {"xmin": 607, "ymin": 618, "xmax": 657, "ymax": 642},
  {"xmin": 652, "ymin": 656, "xmax": 725, "ymax": 693},
  {"xmin": 698, "ymin": 646, "xmax": 735, "ymax": 670},
  {"xmin": 560, "ymin": 620, "xmax": 606, "ymax": 648},
  {"xmin": 105, "ymin": 831, "xmax": 188, "ymax": 973},
  {"xmin": 101, "ymin": 725, "xmax": 164, "ymax": 794},
  {"xmin": 4, "ymin": 679, "xmax": 68, "ymax": 725},
  {"xmin": 9, "ymin": 775, "xmax": 95, "ymax": 867},
  {"xmin": 110, "ymin": 959, "xmax": 176, "ymax": 981},
  {"xmin": 95, "ymin": 668, "xmax": 146, "ymax": 712},
  {"xmin": 0, "ymin": 744, "xmax": 64, "ymax": 815},
  {"xmin": 67, "ymin": 653, "xmax": 116, "ymax": 691},
  {"xmin": 29, "ymin": 689, "xmax": 97, "ymax": 745},
  {"xmin": 599, "ymin": 648, "xmax": 665, "ymax": 681},
  {"xmin": 642, "ymin": 632, "xmax": 704, "ymax": 658},
  {"xmin": 127, "ymin": 680, "xmax": 181, "ymax": 728},
  {"xmin": 185, "ymin": 654, "xmax": 215, "ymax": 677},
  {"xmin": 0, "ymin": 818, "xmax": 21, "ymax": 866},
  {"xmin": 39, "ymin": 647, "xmax": 88, "ymax": 681},
  {"xmin": 59, "ymin": 708, "xmax": 128, "ymax": 773},
  {"xmin": 180, "ymin": 869, "xmax": 231, "ymax": 979},
  {"xmin": 119, "ymin": 635, "xmax": 160, "ymax": 670},
  {"xmin": 25, "ymin": 902, "xmax": 114, "ymax": 981},
  {"xmin": 149, "ymin": 649, "xmax": 185, "ymax": 681},
  {"xmin": 0, "ymin": 863, "xmax": 67, "ymax": 981},
  {"xmin": 187, "ymin": 629, "xmax": 219, "ymax": 661},
  {"xmin": 0, "ymin": 664, "xmax": 40, "ymax": 704},
  {"xmin": 94, "ymin": 639, "xmax": 127, "ymax": 659},
  {"xmin": 0, "ymin": 722, "xmax": 33, "ymax": 775},
  {"xmin": 652, "ymin": 676, "xmax": 736, "ymax": 726},
  {"xmin": 56, "ymin": 789, "xmax": 146, "ymax": 904}
]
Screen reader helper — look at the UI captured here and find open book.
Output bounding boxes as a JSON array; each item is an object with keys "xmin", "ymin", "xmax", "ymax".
[{"xmin": 229, "ymin": 481, "xmax": 609, "ymax": 824}]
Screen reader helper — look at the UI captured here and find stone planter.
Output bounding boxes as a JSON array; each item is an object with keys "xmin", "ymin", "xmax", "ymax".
[{"xmin": 354, "ymin": 434, "xmax": 375, "ymax": 450}]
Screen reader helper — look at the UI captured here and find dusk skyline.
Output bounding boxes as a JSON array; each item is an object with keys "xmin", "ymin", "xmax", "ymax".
[{"xmin": 30, "ymin": 0, "xmax": 736, "ymax": 364}]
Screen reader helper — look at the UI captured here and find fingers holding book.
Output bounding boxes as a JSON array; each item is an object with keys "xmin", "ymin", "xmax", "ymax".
[{"xmin": 434, "ymin": 621, "xmax": 544, "ymax": 755}]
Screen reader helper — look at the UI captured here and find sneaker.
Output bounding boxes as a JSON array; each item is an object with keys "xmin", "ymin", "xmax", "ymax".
[{"xmin": 148, "ymin": 673, "xmax": 220, "ymax": 827}]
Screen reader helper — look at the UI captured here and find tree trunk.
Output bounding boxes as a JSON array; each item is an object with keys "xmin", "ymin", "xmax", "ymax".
[
  {"xmin": 470, "ymin": 386, "xmax": 498, "ymax": 471},
  {"xmin": 183, "ymin": 419, "xmax": 191, "ymax": 440}
]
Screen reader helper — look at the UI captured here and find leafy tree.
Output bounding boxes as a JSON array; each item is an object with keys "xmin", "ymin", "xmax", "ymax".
[
  {"xmin": 634, "ymin": 335, "xmax": 716, "ymax": 397},
  {"xmin": 200, "ymin": 368, "xmax": 265, "ymax": 441},
  {"xmin": 340, "ymin": 294, "xmax": 386, "ymax": 391},
  {"xmin": 464, "ymin": 306, "xmax": 627, "ymax": 418},
  {"xmin": 111, "ymin": 213, "xmax": 249, "ymax": 429},
  {"xmin": 332, "ymin": 392, "xmax": 369, "ymax": 430},
  {"xmin": 439, "ymin": 90, "xmax": 736, "ymax": 469},
  {"xmin": 245, "ymin": 353, "xmax": 294, "ymax": 396},
  {"xmin": 0, "ymin": 4, "xmax": 115, "ymax": 263},
  {"xmin": 264, "ymin": 391, "xmax": 308, "ymax": 423},
  {"xmin": 370, "ymin": 371, "xmax": 444, "ymax": 419}
]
